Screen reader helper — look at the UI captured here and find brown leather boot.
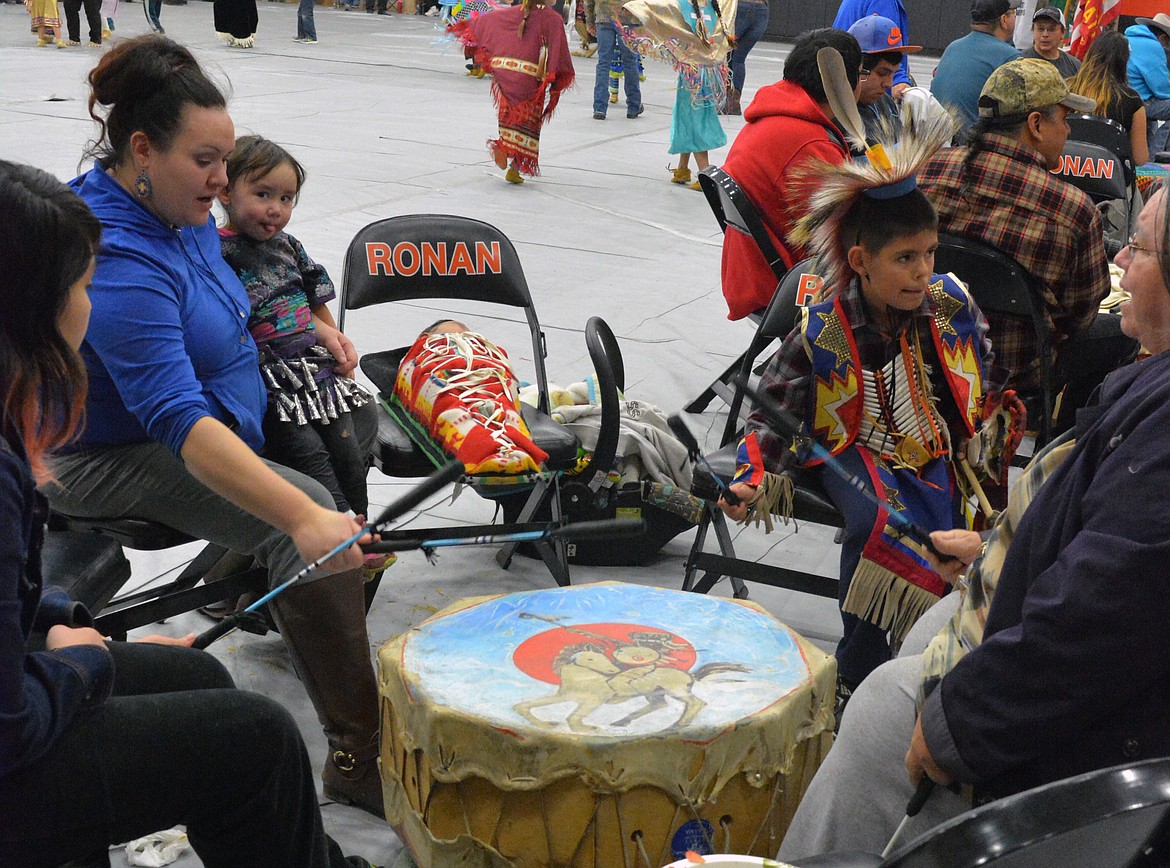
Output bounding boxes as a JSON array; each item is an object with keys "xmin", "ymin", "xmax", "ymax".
[
  {"xmin": 723, "ymin": 88, "xmax": 742, "ymax": 116},
  {"xmin": 269, "ymin": 568, "xmax": 385, "ymax": 820}
]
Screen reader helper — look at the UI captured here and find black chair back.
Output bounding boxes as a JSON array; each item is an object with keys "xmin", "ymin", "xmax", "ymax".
[
  {"xmin": 1052, "ymin": 140, "xmax": 1131, "ymax": 204},
  {"xmin": 884, "ymin": 758, "xmax": 1170, "ymax": 867},
  {"xmin": 1066, "ymin": 113, "xmax": 1135, "ymax": 185},
  {"xmin": 699, "ymin": 166, "xmax": 790, "ymax": 283},
  {"xmin": 720, "ymin": 258, "xmax": 821, "ymax": 445},
  {"xmin": 339, "ymin": 213, "xmax": 551, "ymax": 413},
  {"xmin": 934, "ymin": 233, "xmax": 1054, "ymax": 444},
  {"xmin": 339, "ymin": 214, "xmax": 533, "ymax": 313}
]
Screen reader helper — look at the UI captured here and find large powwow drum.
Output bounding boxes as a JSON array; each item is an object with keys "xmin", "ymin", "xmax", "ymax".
[{"xmin": 378, "ymin": 582, "xmax": 835, "ymax": 867}]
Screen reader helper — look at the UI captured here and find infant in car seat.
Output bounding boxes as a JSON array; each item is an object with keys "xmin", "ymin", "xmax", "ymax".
[{"xmin": 394, "ymin": 320, "xmax": 548, "ymax": 475}]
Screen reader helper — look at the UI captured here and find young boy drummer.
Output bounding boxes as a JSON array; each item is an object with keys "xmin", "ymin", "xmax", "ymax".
[{"xmin": 719, "ymin": 109, "xmax": 1007, "ymax": 708}]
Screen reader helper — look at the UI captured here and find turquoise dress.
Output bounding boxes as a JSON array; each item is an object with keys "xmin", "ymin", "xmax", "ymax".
[{"xmin": 668, "ymin": 73, "xmax": 726, "ymax": 153}]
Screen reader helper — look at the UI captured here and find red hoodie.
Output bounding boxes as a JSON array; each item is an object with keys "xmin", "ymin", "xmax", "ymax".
[{"xmin": 720, "ymin": 79, "xmax": 848, "ymax": 320}]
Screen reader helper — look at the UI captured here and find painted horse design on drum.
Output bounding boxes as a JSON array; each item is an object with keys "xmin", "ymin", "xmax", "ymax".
[{"xmin": 512, "ymin": 635, "xmax": 748, "ymax": 733}]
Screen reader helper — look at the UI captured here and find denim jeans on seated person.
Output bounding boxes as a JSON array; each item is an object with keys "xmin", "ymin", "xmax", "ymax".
[
  {"xmin": 593, "ymin": 21, "xmax": 641, "ymax": 115},
  {"xmin": 1145, "ymin": 97, "xmax": 1170, "ymax": 156}
]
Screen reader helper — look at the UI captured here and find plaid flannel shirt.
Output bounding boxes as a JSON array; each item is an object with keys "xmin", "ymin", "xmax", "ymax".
[
  {"xmin": 919, "ymin": 134, "xmax": 1109, "ymax": 392},
  {"xmin": 734, "ymin": 278, "xmax": 993, "ymax": 484}
]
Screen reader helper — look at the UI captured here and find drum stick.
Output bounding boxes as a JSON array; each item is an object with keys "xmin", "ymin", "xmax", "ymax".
[
  {"xmin": 666, "ymin": 414, "xmax": 741, "ymax": 506},
  {"xmin": 958, "ymin": 456, "xmax": 998, "ymax": 523},
  {"xmin": 881, "ymin": 778, "xmax": 935, "ymax": 858},
  {"xmin": 361, "ymin": 517, "xmax": 647, "ymax": 553},
  {"xmin": 192, "ymin": 460, "xmax": 464, "ymax": 650},
  {"xmin": 733, "ymin": 376, "xmax": 957, "ymax": 564}
]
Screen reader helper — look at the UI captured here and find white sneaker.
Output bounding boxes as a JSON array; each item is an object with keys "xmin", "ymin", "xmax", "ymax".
[{"xmin": 293, "ymin": 36, "xmax": 317, "ymax": 43}]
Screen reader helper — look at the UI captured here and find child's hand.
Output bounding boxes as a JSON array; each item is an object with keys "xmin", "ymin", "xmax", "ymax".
[
  {"xmin": 926, "ymin": 529, "xmax": 984, "ymax": 585},
  {"xmin": 718, "ymin": 482, "xmax": 756, "ymax": 522},
  {"xmin": 314, "ymin": 320, "xmax": 359, "ymax": 378}
]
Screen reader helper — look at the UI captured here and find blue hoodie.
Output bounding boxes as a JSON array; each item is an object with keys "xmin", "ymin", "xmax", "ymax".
[
  {"xmin": 69, "ymin": 166, "xmax": 266, "ymax": 456},
  {"xmin": 833, "ymin": 0, "xmax": 913, "ymax": 88},
  {"xmin": 1125, "ymin": 23, "xmax": 1170, "ymax": 102}
]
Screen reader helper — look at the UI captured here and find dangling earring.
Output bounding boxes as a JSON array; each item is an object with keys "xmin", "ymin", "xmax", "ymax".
[{"xmin": 134, "ymin": 169, "xmax": 152, "ymax": 200}]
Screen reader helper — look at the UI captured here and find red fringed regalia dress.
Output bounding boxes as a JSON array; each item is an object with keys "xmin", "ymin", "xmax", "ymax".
[{"xmin": 451, "ymin": 3, "xmax": 575, "ymax": 176}]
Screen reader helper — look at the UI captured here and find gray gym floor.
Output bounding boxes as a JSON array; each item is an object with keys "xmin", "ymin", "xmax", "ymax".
[{"xmin": 0, "ymin": 8, "xmax": 943, "ymax": 864}]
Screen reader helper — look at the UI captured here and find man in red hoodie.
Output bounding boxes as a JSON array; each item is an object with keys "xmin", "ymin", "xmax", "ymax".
[{"xmin": 720, "ymin": 28, "xmax": 859, "ymax": 320}]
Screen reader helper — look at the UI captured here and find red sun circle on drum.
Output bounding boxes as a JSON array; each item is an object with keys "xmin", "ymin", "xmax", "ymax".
[{"xmin": 512, "ymin": 623, "xmax": 697, "ymax": 685}]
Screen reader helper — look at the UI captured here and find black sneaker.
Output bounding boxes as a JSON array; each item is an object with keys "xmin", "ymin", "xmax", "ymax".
[
  {"xmin": 593, "ymin": 111, "xmax": 605, "ymax": 120},
  {"xmin": 834, "ymin": 675, "xmax": 858, "ymax": 732},
  {"xmin": 627, "ymin": 104, "xmax": 645, "ymax": 118}
]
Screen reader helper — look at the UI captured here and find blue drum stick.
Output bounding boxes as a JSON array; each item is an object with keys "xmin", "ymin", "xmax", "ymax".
[
  {"xmin": 192, "ymin": 459, "xmax": 464, "ymax": 650},
  {"xmin": 362, "ymin": 518, "xmax": 646, "ymax": 553},
  {"xmin": 666, "ymin": 414, "xmax": 741, "ymax": 506},
  {"xmin": 734, "ymin": 376, "xmax": 956, "ymax": 564}
]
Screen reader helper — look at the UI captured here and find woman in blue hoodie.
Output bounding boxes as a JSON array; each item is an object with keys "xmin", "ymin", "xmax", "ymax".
[
  {"xmin": 0, "ymin": 160, "xmax": 375, "ymax": 868},
  {"xmin": 43, "ymin": 35, "xmax": 386, "ymax": 818},
  {"xmin": 1125, "ymin": 18, "xmax": 1170, "ymax": 155}
]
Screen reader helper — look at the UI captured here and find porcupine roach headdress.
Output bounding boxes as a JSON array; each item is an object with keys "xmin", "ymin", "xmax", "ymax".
[{"xmin": 788, "ymin": 50, "xmax": 961, "ymax": 297}]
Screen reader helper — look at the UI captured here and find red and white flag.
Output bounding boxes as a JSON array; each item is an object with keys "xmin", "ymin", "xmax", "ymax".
[{"xmin": 1069, "ymin": 0, "xmax": 1122, "ymax": 60}]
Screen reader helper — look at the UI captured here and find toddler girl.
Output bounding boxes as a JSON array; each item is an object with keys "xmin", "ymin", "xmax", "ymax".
[{"xmin": 218, "ymin": 135, "xmax": 373, "ymax": 519}]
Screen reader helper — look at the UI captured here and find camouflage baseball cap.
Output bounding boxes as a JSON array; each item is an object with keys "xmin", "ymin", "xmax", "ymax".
[{"xmin": 978, "ymin": 58, "xmax": 1096, "ymax": 120}]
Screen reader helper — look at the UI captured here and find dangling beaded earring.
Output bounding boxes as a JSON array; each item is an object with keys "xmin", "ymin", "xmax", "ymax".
[{"xmin": 134, "ymin": 169, "xmax": 152, "ymax": 200}]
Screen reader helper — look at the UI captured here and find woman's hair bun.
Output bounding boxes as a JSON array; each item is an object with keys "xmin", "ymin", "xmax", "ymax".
[{"xmin": 85, "ymin": 35, "xmax": 226, "ymax": 167}]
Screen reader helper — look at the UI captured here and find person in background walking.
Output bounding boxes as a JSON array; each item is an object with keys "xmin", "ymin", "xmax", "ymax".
[
  {"xmin": 62, "ymin": 0, "xmax": 103, "ymax": 46},
  {"xmin": 724, "ymin": 0, "xmax": 768, "ymax": 115},
  {"xmin": 143, "ymin": 0, "xmax": 163, "ymax": 34},
  {"xmin": 296, "ymin": 0, "xmax": 318, "ymax": 43}
]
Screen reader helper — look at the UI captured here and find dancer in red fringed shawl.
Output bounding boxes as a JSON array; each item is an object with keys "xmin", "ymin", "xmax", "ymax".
[{"xmin": 450, "ymin": 0, "xmax": 575, "ymax": 184}]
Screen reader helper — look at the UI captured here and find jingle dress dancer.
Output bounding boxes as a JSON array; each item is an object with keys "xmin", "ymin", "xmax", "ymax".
[
  {"xmin": 450, "ymin": 0, "xmax": 575, "ymax": 183},
  {"xmin": 619, "ymin": 0, "xmax": 736, "ymax": 186}
]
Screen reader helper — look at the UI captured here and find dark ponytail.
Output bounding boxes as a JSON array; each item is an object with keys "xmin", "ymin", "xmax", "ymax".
[
  {"xmin": 957, "ymin": 107, "xmax": 1059, "ymax": 200},
  {"xmin": 0, "ymin": 161, "xmax": 102, "ymax": 479},
  {"xmin": 85, "ymin": 35, "xmax": 227, "ymax": 169}
]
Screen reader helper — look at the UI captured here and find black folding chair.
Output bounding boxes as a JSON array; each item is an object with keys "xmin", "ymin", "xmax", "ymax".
[
  {"xmin": 1056, "ymin": 115, "xmax": 1136, "ymax": 252},
  {"xmin": 789, "ymin": 758, "xmax": 1170, "ymax": 867},
  {"xmin": 934, "ymin": 233, "xmax": 1056, "ymax": 448},
  {"xmin": 338, "ymin": 214, "xmax": 580, "ymax": 586},
  {"xmin": 533, "ymin": 317, "xmax": 695, "ymax": 565},
  {"xmin": 685, "ymin": 166, "xmax": 790, "ymax": 414},
  {"xmin": 44, "ymin": 515, "xmax": 269, "ymax": 641},
  {"xmin": 682, "ymin": 258, "xmax": 843, "ymax": 600}
]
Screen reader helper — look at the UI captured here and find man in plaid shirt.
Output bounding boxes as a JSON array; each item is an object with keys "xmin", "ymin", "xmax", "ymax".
[{"xmin": 919, "ymin": 59, "xmax": 1137, "ymax": 430}]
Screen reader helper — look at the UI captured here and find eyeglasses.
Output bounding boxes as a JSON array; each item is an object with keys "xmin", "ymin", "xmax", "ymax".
[
  {"xmin": 1127, "ymin": 235, "xmax": 1159, "ymax": 256},
  {"xmin": 858, "ymin": 68, "xmax": 871, "ymax": 81}
]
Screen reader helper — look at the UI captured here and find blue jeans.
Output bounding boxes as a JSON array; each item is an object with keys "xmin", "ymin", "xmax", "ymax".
[
  {"xmin": 593, "ymin": 21, "xmax": 640, "ymax": 114},
  {"xmin": 143, "ymin": 0, "xmax": 162, "ymax": 31},
  {"xmin": 297, "ymin": 0, "xmax": 316, "ymax": 38},
  {"xmin": 729, "ymin": 0, "xmax": 768, "ymax": 93},
  {"xmin": 1145, "ymin": 97, "xmax": 1170, "ymax": 155}
]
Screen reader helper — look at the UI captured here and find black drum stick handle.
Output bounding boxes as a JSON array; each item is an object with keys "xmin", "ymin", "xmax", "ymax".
[
  {"xmin": 361, "ymin": 539, "xmax": 421, "ymax": 554},
  {"xmin": 717, "ymin": 478, "xmax": 741, "ymax": 507},
  {"xmin": 367, "ymin": 460, "xmax": 463, "ymax": 531},
  {"xmin": 906, "ymin": 777, "xmax": 936, "ymax": 817},
  {"xmin": 192, "ymin": 615, "xmax": 241, "ymax": 650},
  {"xmin": 555, "ymin": 518, "xmax": 647, "ymax": 541}
]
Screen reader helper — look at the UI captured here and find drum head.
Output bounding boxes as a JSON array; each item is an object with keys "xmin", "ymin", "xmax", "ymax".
[{"xmin": 885, "ymin": 758, "xmax": 1170, "ymax": 867}]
